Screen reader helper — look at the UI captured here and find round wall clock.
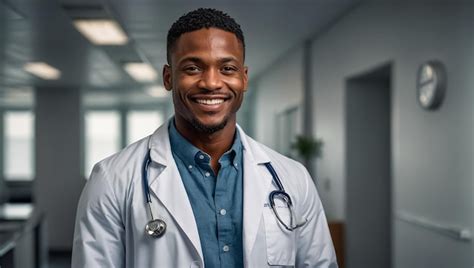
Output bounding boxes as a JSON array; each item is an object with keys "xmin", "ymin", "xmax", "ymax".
[{"xmin": 416, "ymin": 60, "xmax": 447, "ymax": 110}]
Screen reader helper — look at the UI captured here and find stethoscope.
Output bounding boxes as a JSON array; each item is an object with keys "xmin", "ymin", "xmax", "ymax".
[{"xmin": 142, "ymin": 149, "xmax": 307, "ymax": 238}]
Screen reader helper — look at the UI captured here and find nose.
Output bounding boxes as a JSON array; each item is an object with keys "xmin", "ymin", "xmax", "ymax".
[{"xmin": 198, "ymin": 68, "xmax": 223, "ymax": 91}]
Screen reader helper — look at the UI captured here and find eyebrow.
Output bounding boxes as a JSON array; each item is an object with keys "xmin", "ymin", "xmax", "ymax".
[{"xmin": 178, "ymin": 56, "xmax": 239, "ymax": 66}]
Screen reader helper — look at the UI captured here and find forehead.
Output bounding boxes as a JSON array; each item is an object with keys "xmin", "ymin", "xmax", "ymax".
[{"xmin": 171, "ymin": 28, "xmax": 244, "ymax": 62}]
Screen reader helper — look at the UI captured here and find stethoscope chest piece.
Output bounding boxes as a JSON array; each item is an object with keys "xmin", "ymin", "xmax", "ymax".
[{"xmin": 145, "ymin": 219, "xmax": 167, "ymax": 238}]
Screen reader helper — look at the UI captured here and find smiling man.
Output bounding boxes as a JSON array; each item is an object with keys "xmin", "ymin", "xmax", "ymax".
[
  {"xmin": 163, "ymin": 19, "xmax": 248, "ymax": 174},
  {"xmin": 72, "ymin": 8, "xmax": 337, "ymax": 268}
]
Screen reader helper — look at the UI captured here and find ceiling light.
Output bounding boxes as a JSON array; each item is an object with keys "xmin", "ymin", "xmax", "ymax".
[
  {"xmin": 124, "ymin": 62, "xmax": 158, "ymax": 82},
  {"xmin": 7, "ymin": 87, "xmax": 33, "ymax": 98},
  {"xmin": 73, "ymin": 19, "xmax": 128, "ymax": 45},
  {"xmin": 24, "ymin": 62, "xmax": 61, "ymax": 80},
  {"xmin": 145, "ymin": 85, "xmax": 168, "ymax": 98}
]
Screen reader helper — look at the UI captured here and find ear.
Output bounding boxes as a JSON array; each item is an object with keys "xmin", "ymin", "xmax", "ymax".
[
  {"xmin": 163, "ymin": 64, "xmax": 172, "ymax": 91},
  {"xmin": 243, "ymin": 66, "xmax": 249, "ymax": 92}
]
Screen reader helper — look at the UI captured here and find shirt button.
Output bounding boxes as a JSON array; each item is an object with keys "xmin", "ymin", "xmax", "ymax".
[
  {"xmin": 205, "ymin": 172, "xmax": 210, "ymax": 177},
  {"xmin": 188, "ymin": 165, "xmax": 193, "ymax": 169},
  {"xmin": 199, "ymin": 155, "xmax": 204, "ymax": 160},
  {"xmin": 223, "ymin": 245, "xmax": 230, "ymax": 252},
  {"xmin": 220, "ymin": 209, "xmax": 227, "ymax": 215}
]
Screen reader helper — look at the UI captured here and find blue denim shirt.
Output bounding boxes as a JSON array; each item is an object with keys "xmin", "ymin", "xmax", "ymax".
[{"xmin": 169, "ymin": 121, "xmax": 244, "ymax": 267}]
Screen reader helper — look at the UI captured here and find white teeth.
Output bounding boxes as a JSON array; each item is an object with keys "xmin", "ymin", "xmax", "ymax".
[{"xmin": 196, "ymin": 99, "xmax": 224, "ymax": 105}]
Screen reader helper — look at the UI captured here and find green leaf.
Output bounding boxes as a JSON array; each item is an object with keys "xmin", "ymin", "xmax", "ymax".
[{"xmin": 291, "ymin": 135, "xmax": 323, "ymax": 161}]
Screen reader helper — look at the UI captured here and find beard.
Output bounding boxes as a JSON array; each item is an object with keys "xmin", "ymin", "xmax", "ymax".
[{"xmin": 190, "ymin": 114, "xmax": 230, "ymax": 134}]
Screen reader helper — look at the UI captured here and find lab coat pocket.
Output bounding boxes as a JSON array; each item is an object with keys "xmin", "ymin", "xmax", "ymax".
[{"xmin": 263, "ymin": 204, "xmax": 296, "ymax": 267}]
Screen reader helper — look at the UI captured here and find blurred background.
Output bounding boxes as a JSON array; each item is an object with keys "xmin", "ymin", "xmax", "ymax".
[{"xmin": 0, "ymin": 0, "xmax": 472, "ymax": 267}]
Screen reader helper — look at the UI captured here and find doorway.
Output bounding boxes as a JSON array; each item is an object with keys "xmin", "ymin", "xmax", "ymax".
[{"xmin": 345, "ymin": 63, "xmax": 392, "ymax": 268}]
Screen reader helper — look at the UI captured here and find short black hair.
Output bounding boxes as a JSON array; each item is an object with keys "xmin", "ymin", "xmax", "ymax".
[{"xmin": 166, "ymin": 8, "xmax": 245, "ymax": 63}]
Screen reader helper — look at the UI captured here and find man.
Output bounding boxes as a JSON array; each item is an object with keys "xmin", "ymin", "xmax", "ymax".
[{"xmin": 72, "ymin": 8, "xmax": 337, "ymax": 268}]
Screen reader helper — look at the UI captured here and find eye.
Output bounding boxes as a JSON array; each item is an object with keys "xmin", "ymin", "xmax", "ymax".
[
  {"xmin": 183, "ymin": 65, "xmax": 201, "ymax": 74},
  {"xmin": 221, "ymin": 65, "xmax": 238, "ymax": 74}
]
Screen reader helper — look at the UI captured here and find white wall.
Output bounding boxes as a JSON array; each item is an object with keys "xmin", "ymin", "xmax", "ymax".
[
  {"xmin": 310, "ymin": 2, "xmax": 473, "ymax": 267},
  {"xmin": 254, "ymin": 48, "xmax": 304, "ymax": 149}
]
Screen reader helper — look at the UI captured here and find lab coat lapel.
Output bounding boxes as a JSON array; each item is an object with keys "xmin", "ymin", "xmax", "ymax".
[
  {"xmin": 147, "ymin": 120, "xmax": 203, "ymax": 262},
  {"xmin": 238, "ymin": 126, "xmax": 273, "ymax": 262}
]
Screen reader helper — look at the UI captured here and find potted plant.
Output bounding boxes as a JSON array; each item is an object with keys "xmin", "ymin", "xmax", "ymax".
[{"xmin": 291, "ymin": 135, "xmax": 323, "ymax": 163}]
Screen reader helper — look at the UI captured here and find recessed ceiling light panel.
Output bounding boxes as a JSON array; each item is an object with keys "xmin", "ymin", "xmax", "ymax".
[
  {"xmin": 145, "ymin": 85, "xmax": 168, "ymax": 98},
  {"xmin": 24, "ymin": 62, "xmax": 61, "ymax": 80},
  {"xmin": 73, "ymin": 19, "xmax": 128, "ymax": 45},
  {"xmin": 124, "ymin": 63, "xmax": 158, "ymax": 82}
]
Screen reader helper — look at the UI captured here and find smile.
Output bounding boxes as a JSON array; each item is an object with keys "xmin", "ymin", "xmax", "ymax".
[{"xmin": 194, "ymin": 98, "xmax": 226, "ymax": 105}]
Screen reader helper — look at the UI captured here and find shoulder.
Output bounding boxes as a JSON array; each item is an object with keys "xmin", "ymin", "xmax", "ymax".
[
  {"xmin": 92, "ymin": 136, "xmax": 149, "ymax": 180},
  {"xmin": 84, "ymin": 136, "xmax": 150, "ymax": 204},
  {"xmin": 242, "ymin": 134, "xmax": 323, "ymax": 217},
  {"xmin": 260, "ymin": 142, "xmax": 306, "ymax": 173},
  {"xmin": 244, "ymin": 135, "xmax": 320, "ymax": 217},
  {"xmin": 243, "ymin": 134, "xmax": 311, "ymax": 189}
]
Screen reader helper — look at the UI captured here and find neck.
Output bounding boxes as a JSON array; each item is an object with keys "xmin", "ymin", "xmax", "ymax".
[{"xmin": 174, "ymin": 117, "xmax": 237, "ymax": 173}]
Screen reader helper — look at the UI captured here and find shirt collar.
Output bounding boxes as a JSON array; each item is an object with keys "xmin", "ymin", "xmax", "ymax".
[{"xmin": 168, "ymin": 119, "xmax": 243, "ymax": 168}]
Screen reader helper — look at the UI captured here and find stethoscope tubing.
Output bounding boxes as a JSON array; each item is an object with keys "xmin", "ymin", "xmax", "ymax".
[
  {"xmin": 263, "ymin": 162, "xmax": 285, "ymax": 192},
  {"xmin": 142, "ymin": 150, "xmax": 153, "ymax": 204},
  {"xmin": 142, "ymin": 148, "xmax": 306, "ymax": 237}
]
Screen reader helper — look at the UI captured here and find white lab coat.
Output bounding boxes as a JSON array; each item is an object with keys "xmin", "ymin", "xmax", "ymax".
[{"xmin": 72, "ymin": 120, "xmax": 338, "ymax": 268}]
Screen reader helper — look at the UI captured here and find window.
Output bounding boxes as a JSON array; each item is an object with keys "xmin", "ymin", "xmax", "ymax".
[
  {"xmin": 275, "ymin": 106, "xmax": 300, "ymax": 157},
  {"xmin": 126, "ymin": 110, "xmax": 164, "ymax": 145},
  {"xmin": 83, "ymin": 109, "xmax": 165, "ymax": 177},
  {"xmin": 4, "ymin": 111, "xmax": 35, "ymax": 181},
  {"xmin": 84, "ymin": 111, "xmax": 121, "ymax": 177}
]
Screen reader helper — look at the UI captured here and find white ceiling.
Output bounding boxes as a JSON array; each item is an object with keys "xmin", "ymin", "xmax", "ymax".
[{"xmin": 0, "ymin": 0, "xmax": 361, "ymax": 106}]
